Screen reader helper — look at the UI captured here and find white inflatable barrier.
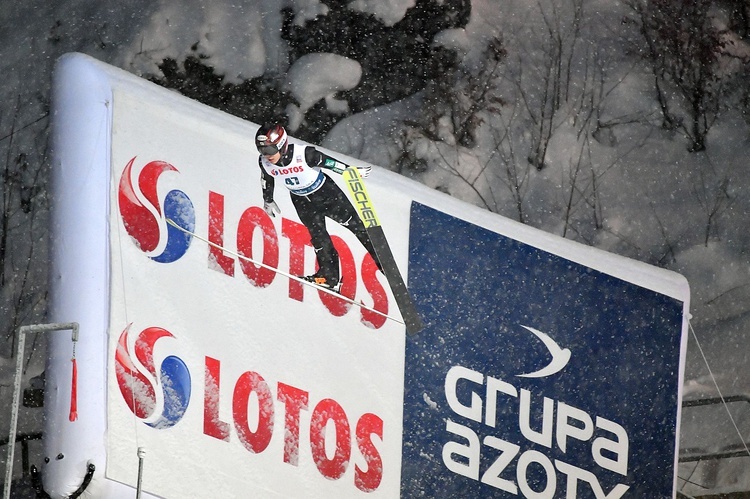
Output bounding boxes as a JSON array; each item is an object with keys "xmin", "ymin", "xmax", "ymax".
[{"xmin": 45, "ymin": 53, "xmax": 689, "ymax": 498}]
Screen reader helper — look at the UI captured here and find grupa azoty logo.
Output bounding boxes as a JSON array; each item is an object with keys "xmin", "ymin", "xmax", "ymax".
[
  {"xmin": 114, "ymin": 325, "xmax": 191, "ymax": 429},
  {"xmin": 118, "ymin": 157, "xmax": 195, "ymax": 263},
  {"xmin": 516, "ymin": 325, "xmax": 571, "ymax": 378}
]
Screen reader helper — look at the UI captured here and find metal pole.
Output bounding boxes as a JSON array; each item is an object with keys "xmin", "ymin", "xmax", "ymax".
[
  {"xmin": 136, "ymin": 447, "xmax": 146, "ymax": 499},
  {"xmin": 3, "ymin": 322, "xmax": 78, "ymax": 499}
]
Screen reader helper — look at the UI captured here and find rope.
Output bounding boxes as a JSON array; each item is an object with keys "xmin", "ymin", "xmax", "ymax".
[
  {"xmin": 114, "ymin": 185, "xmax": 142, "ymax": 451},
  {"xmin": 107, "ymin": 104, "xmax": 145, "ymax": 462},
  {"xmin": 688, "ymin": 319, "xmax": 750, "ymax": 457}
]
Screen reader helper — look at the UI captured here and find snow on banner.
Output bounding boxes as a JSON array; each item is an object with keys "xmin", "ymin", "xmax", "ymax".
[{"xmin": 47, "ymin": 53, "xmax": 689, "ymax": 498}]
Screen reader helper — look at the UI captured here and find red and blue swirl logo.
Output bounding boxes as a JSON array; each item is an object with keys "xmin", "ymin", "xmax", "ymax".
[
  {"xmin": 114, "ymin": 325, "xmax": 191, "ymax": 429},
  {"xmin": 118, "ymin": 157, "xmax": 195, "ymax": 263}
]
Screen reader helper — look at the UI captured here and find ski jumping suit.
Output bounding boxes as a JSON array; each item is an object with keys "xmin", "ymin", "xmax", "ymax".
[{"xmin": 258, "ymin": 144, "xmax": 381, "ymax": 283}]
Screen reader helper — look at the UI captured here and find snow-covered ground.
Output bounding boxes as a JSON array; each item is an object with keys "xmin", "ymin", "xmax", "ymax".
[{"xmin": 1, "ymin": 0, "xmax": 748, "ymax": 495}]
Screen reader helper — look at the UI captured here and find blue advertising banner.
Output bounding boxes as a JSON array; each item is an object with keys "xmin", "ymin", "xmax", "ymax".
[{"xmin": 402, "ymin": 202, "xmax": 685, "ymax": 498}]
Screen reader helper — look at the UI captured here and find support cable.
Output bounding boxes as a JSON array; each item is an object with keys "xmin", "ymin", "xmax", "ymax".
[{"xmin": 688, "ymin": 320, "xmax": 750, "ymax": 458}]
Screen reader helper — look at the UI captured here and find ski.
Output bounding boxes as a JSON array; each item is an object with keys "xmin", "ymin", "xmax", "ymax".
[
  {"xmin": 165, "ymin": 218, "xmax": 404, "ymax": 325},
  {"xmin": 343, "ymin": 167, "xmax": 424, "ymax": 335}
]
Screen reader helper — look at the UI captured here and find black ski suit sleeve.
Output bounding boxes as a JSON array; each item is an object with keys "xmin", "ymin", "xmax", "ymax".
[
  {"xmin": 305, "ymin": 147, "xmax": 349, "ymax": 174},
  {"xmin": 258, "ymin": 157, "xmax": 275, "ymax": 203}
]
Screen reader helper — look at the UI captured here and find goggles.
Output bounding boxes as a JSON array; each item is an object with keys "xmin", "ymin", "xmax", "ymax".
[{"xmin": 258, "ymin": 144, "xmax": 280, "ymax": 156}]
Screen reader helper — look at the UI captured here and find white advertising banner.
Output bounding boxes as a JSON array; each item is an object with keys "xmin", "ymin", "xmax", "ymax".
[{"xmin": 107, "ymin": 89, "xmax": 406, "ymax": 497}]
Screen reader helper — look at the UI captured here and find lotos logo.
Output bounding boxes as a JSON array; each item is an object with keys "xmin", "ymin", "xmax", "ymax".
[
  {"xmin": 118, "ymin": 157, "xmax": 195, "ymax": 263},
  {"xmin": 270, "ymin": 165, "xmax": 304, "ymax": 176},
  {"xmin": 115, "ymin": 325, "xmax": 191, "ymax": 429}
]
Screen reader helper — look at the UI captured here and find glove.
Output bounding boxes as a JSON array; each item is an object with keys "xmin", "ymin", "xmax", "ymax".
[
  {"xmin": 356, "ymin": 165, "xmax": 372, "ymax": 178},
  {"xmin": 264, "ymin": 200, "xmax": 280, "ymax": 217}
]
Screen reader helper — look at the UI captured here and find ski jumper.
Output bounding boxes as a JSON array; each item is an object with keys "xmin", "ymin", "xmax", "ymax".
[{"xmin": 258, "ymin": 144, "xmax": 381, "ymax": 283}]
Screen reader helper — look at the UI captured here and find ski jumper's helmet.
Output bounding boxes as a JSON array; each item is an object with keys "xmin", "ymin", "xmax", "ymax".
[{"xmin": 255, "ymin": 124, "xmax": 288, "ymax": 156}]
